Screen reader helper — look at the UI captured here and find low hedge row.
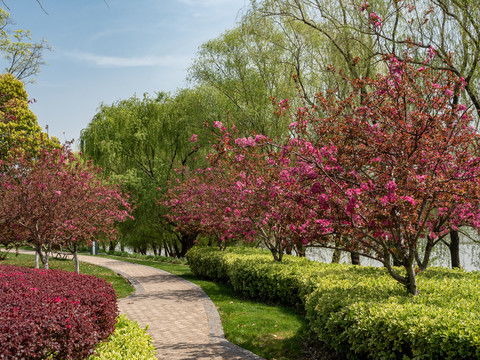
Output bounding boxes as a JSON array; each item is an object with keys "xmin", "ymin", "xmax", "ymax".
[
  {"xmin": 186, "ymin": 247, "xmax": 480, "ymax": 360},
  {"xmin": 0, "ymin": 264, "xmax": 118, "ymax": 360},
  {"xmin": 89, "ymin": 315, "xmax": 156, "ymax": 360}
]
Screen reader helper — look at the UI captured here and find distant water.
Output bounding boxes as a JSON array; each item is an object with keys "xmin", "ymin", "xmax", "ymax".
[{"xmin": 306, "ymin": 230, "xmax": 480, "ymax": 272}]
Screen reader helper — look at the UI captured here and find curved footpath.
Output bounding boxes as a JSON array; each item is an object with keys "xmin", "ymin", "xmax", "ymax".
[{"xmin": 75, "ymin": 254, "xmax": 264, "ymax": 360}]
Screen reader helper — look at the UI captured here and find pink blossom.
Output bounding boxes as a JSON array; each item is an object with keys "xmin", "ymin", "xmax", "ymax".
[
  {"xmin": 255, "ymin": 134, "xmax": 267, "ymax": 143},
  {"xmin": 369, "ymin": 12, "xmax": 382, "ymax": 29},
  {"xmin": 189, "ymin": 134, "xmax": 198, "ymax": 142},
  {"xmin": 402, "ymin": 196, "xmax": 416, "ymax": 206},
  {"xmin": 386, "ymin": 180, "xmax": 397, "ymax": 192},
  {"xmin": 213, "ymin": 121, "xmax": 223, "ymax": 129}
]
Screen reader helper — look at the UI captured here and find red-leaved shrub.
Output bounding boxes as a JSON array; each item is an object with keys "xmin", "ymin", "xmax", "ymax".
[{"xmin": 0, "ymin": 265, "xmax": 118, "ymax": 360}]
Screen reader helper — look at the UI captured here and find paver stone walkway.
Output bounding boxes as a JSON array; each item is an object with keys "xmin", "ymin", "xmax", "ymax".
[{"xmin": 75, "ymin": 254, "xmax": 264, "ymax": 360}]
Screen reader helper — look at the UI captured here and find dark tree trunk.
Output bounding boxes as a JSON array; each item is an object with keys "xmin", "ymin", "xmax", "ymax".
[
  {"xmin": 108, "ymin": 240, "xmax": 116, "ymax": 253},
  {"xmin": 392, "ymin": 256, "xmax": 402, "ymax": 266},
  {"xmin": 177, "ymin": 233, "xmax": 197, "ymax": 258},
  {"xmin": 120, "ymin": 242, "xmax": 125, "ymax": 252},
  {"xmin": 449, "ymin": 230, "xmax": 461, "ymax": 268},
  {"xmin": 172, "ymin": 241, "xmax": 180, "ymax": 257},
  {"xmin": 350, "ymin": 252, "xmax": 360, "ymax": 265},
  {"xmin": 405, "ymin": 261, "xmax": 419, "ymax": 295},
  {"xmin": 417, "ymin": 237, "xmax": 435, "ymax": 271},
  {"xmin": 332, "ymin": 248, "xmax": 341, "ymax": 263},
  {"xmin": 294, "ymin": 242, "xmax": 305, "ymax": 257},
  {"xmin": 285, "ymin": 244, "xmax": 293, "ymax": 255},
  {"xmin": 151, "ymin": 241, "xmax": 158, "ymax": 256}
]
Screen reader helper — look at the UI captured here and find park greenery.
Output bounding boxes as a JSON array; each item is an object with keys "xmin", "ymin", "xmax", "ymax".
[
  {"xmin": 4, "ymin": 0, "xmax": 480, "ymax": 358},
  {"xmin": 79, "ymin": 0, "xmax": 480, "ymax": 278},
  {"xmin": 187, "ymin": 246, "xmax": 480, "ymax": 359},
  {"xmin": 0, "ymin": 71, "xmax": 133, "ymax": 274}
]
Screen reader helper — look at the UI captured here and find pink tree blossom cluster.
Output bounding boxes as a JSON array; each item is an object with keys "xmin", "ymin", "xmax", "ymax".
[
  {"xmin": 164, "ymin": 56, "xmax": 480, "ymax": 295},
  {"xmin": 0, "ymin": 147, "xmax": 133, "ymax": 272}
]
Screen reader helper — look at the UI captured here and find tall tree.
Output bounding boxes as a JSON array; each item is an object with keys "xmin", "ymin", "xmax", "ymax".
[
  {"xmin": 283, "ymin": 56, "xmax": 480, "ymax": 294},
  {"xmin": 0, "ymin": 147, "xmax": 132, "ymax": 272},
  {"xmin": 80, "ymin": 90, "xmax": 216, "ymax": 257},
  {"xmin": 258, "ymin": 0, "xmax": 480, "ymax": 267},
  {"xmin": 188, "ymin": 14, "xmax": 299, "ymax": 138},
  {"xmin": 0, "ymin": 73, "xmax": 58, "ymax": 160},
  {"xmin": 0, "ymin": 7, "xmax": 51, "ymax": 82}
]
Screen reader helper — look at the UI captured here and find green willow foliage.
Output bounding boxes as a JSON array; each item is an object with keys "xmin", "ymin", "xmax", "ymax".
[{"xmin": 79, "ymin": 90, "xmax": 219, "ymax": 256}]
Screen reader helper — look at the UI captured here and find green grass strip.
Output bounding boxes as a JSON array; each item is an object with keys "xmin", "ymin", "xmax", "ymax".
[{"xmin": 98, "ymin": 255, "xmax": 310, "ymax": 360}]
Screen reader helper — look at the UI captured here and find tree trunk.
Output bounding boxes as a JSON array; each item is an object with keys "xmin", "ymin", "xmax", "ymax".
[
  {"xmin": 73, "ymin": 244, "xmax": 80, "ymax": 274},
  {"xmin": 405, "ymin": 260, "xmax": 419, "ymax": 295},
  {"xmin": 35, "ymin": 249, "xmax": 40, "ymax": 269},
  {"xmin": 331, "ymin": 248, "xmax": 341, "ymax": 263},
  {"xmin": 177, "ymin": 233, "xmax": 197, "ymax": 258},
  {"xmin": 108, "ymin": 240, "xmax": 116, "ymax": 253},
  {"xmin": 151, "ymin": 241, "xmax": 158, "ymax": 256},
  {"xmin": 332, "ymin": 236, "xmax": 342, "ymax": 263},
  {"xmin": 38, "ymin": 245, "xmax": 49, "ymax": 270},
  {"xmin": 294, "ymin": 242, "xmax": 305, "ymax": 257},
  {"xmin": 172, "ymin": 241, "xmax": 180, "ymax": 257},
  {"xmin": 285, "ymin": 244, "xmax": 293, "ymax": 255},
  {"xmin": 268, "ymin": 246, "xmax": 281, "ymax": 261},
  {"xmin": 350, "ymin": 252, "xmax": 360, "ymax": 265},
  {"xmin": 417, "ymin": 237, "xmax": 435, "ymax": 271},
  {"xmin": 392, "ymin": 254, "xmax": 402, "ymax": 267},
  {"xmin": 120, "ymin": 242, "xmax": 125, "ymax": 252},
  {"xmin": 449, "ymin": 230, "xmax": 461, "ymax": 268}
]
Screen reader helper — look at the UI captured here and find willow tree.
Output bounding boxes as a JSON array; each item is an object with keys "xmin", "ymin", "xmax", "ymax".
[
  {"xmin": 188, "ymin": 10, "xmax": 304, "ymax": 139},
  {"xmin": 80, "ymin": 90, "xmax": 218, "ymax": 257}
]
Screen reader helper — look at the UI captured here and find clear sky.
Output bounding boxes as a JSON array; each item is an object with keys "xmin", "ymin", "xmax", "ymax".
[{"xmin": 5, "ymin": 0, "xmax": 247, "ymax": 144}]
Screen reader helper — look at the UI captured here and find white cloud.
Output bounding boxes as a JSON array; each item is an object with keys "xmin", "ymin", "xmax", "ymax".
[{"xmin": 66, "ymin": 51, "xmax": 191, "ymax": 68}]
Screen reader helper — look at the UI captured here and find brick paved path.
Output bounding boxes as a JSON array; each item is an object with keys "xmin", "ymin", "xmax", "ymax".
[{"xmin": 76, "ymin": 254, "xmax": 264, "ymax": 360}]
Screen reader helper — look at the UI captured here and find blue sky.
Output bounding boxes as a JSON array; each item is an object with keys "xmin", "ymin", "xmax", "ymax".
[{"xmin": 5, "ymin": 0, "xmax": 247, "ymax": 143}]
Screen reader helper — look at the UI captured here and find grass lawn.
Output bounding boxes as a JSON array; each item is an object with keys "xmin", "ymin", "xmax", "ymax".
[
  {"xmin": 98, "ymin": 255, "xmax": 312, "ymax": 360},
  {"xmin": 2, "ymin": 251, "xmax": 327, "ymax": 359},
  {"xmin": 1, "ymin": 252, "xmax": 135, "ymax": 299}
]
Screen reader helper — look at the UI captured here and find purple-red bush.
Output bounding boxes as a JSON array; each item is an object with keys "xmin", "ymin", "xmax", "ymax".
[{"xmin": 0, "ymin": 265, "xmax": 118, "ymax": 360}]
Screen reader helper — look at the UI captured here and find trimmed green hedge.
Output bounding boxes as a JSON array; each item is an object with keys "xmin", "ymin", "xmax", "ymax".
[
  {"xmin": 89, "ymin": 315, "xmax": 156, "ymax": 360},
  {"xmin": 186, "ymin": 247, "xmax": 480, "ymax": 360}
]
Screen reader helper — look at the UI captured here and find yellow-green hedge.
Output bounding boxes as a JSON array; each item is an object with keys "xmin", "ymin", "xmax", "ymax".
[
  {"xmin": 186, "ymin": 247, "xmax": 480, "ymax": 359},
  {"xmin": 89, "ymin": 315, "xmax": 156, "ymax": 360}
]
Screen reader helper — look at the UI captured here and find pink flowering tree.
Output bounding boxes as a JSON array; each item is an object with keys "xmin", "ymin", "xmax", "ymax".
[
  {"xmin": 165, "ymin": 123, "xmax": 334, "ymax": 261},
  {"xmin": 281, "ymin": 55, "xmax": 480, "ymax": 294},
  {"xmin": 0, "ymin": 146, "xmax": 133, "ymax": 273}
]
